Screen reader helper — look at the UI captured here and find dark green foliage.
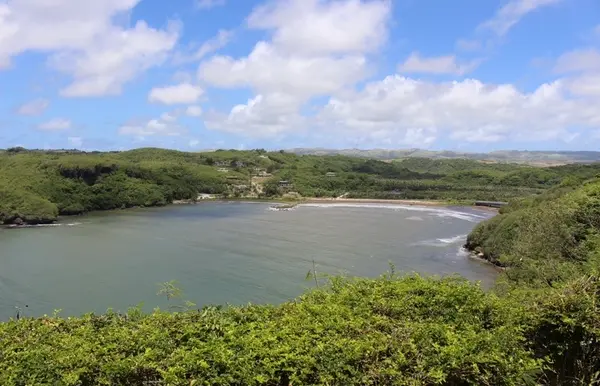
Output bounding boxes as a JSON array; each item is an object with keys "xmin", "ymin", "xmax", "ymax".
[
  {"xmin": 0, "ymin": 187, "xmax": 58, "ymax": 224},
  {"xmin": 466, "ymin": 179, "xmax": 600, "ymax": 285},
  {"xmin": 510, "ymin": 276, "xmax": 600, "ymax": 386},
  {"xmin": 465, "ymin": 178, "xmax": 600, "ymax": 385},
  {"xmin": 2, "ymin": 148, "xmax": 599, "ymax": 223},
  {"xmin": 2, "ymin": 149, "xmax": 600, "ymax": 384},
  {"xmin": 259, "ymin": 155, "xmax": 599, "ymax": 201},
  {"xmin": 0, "ymin": 275, "xmax": 543, "ymax": 386},
  {"xmin": 0, "ymin": 149, "xmax": 230, "ymax": 223}
]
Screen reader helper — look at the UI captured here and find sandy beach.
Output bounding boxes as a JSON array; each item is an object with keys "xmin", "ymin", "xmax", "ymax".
[
  {"xmin": 303, "ymin": 197, "xmax": 500, "ymax": 211},
  {"xmin": 304, "ymin": 197, "xmax": 449, "ymax": 206}
]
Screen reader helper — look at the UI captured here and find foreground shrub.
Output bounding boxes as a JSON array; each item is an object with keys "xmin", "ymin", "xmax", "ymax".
[
  {"xmin": 466, "ymin": 179, "xmax": 600, "ymax": 286},
  {"xmin": 0, "ymin": 275, "xmax": 541, "ymax": 386},
  {"xmin": 507, "ymin": 275, "xmax": 600, "ymax": 386}
]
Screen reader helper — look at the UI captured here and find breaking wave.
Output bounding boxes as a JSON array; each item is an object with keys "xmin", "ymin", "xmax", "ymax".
[
  {"xmin": 437, "ymin": 234, "xmax": 469, "ymax": 244},
  {"xmin": 299, "ymin": 203, "xmax": 488, "ymax": 222},
  {"xmin": 266, "ymin": 207, "xmax": 296, "ymax": 212},
  {"xmin": 412, "ymin": 234, "xmax": 468, "ymax": 248},
  {"xmin": 6, "ymin": 222, "xmax": 83, "ymax": 229}
]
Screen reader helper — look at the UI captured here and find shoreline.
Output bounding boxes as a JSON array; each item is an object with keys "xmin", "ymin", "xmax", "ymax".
[
  {"xmin": 303, "ymin": 197, "xmax": 451, "ymax": 207},
  {"xmin": 2, "ymin": 197, "xmax": 498, "ymax": 227},
  {"xmin": 467, "ymin": 251, "xmax": 506, "ymax": 272},
  {"xmin": 302, "ymin": 197, "xmax": 500, "ymax": 212}
]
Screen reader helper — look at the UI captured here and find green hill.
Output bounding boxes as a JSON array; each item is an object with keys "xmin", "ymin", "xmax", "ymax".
[
  {"xmin": 290, "ymin": 148, "xmax": 600, "ymax": 164},
  {"xmin": 2, "ymin": 147, "xmax": 600, "ymax": 225},
  {"xmin": 466, "ymin": 177, "xmax": 600, "ymax": 286},
  {"xmin": 1, "ymin": 148, "xmax": 600, "ymax": 385}
]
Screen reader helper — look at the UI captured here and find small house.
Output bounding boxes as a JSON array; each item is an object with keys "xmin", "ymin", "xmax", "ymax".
[
  {"xmin": 278, "ymin": 180, "xmax": 292, "ymax": 188},
  {"xmin": 325, "ymin": 172, "xmax": 337, "ymax": 177}
]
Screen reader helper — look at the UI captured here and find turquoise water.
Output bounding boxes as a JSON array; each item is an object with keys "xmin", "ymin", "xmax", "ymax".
[{"xmin": 0, "ymin": 202, "xmax": 498, "ymax": 320}]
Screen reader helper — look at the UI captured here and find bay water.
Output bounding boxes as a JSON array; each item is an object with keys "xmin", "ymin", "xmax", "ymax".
[{"xmin": 0, "ymin": 202, "xmax": 498, "ymax": 320}]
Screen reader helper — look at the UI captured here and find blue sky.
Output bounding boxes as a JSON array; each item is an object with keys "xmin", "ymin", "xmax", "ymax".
[{"xmin": 0, "ymin": 0, "xmax": 599, "ymax": 152}]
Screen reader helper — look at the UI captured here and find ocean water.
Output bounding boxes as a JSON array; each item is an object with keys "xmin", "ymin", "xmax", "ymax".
[{"xmin": 0, "ymin": 202, "xmax": 498, "ymax": 320}]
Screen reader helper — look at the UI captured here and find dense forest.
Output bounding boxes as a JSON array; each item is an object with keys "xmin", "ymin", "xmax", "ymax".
[
  {"xmin": 2, "ymin": 147, "xmax": 600, "ymax": 225},
  {"xmin": 291, "ymin": 147, "xmax": 600, "ymax": 164},
  {"xmin": 1, "ymin": 147, "xmax": 600, "ymax": 384}
]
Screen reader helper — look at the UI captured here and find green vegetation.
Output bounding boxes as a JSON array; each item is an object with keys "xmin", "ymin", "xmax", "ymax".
[
  {"xmin": 1, "ymin": 272, "xmax": 599, "ymax": 385},
  {"xmin": 0, "ymin": 149, "xmax": 232, "ymax": 224},
  {"xmin": 291, "ymin": 148, "xmax": 600, "ymax": 164},
  {"xmin": 0, "ymin": 275, "xmax": 542, "ymax": 385},
  {"xmin": 2, "ymin": 147, "xmax": 599, "ymax": 224},
  {"xmin": 466, "ymin": 178, "xmax": 600, "ymax": 285},
  {"xmin": 461, "ymin": 177, "xmax": 600, "ymax": 384},
  {"xmin": 2, "ymin": 148, "xmax": 600, "ymax": 385}
]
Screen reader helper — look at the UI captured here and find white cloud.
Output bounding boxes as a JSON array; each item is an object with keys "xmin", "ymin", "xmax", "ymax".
[
  {"xmin": 554, "ymin": 48, "xmax": 600, "ymax": 74},
  {"xmin": 0, "ymin": 0, "xmax": 179, "ymax": 97},
  {"xmin": 551, "ymin": 48, "xmax": 600, "ymax": 98},
  {"xmin": 398, "ymin": 52, "xmax": 480, "ymax": 75},
  {"xmin": 459, "ymin": 0, "xmax": 562, "ymax": 53},
  {"xmin": 189, "ymin": 139, "xmax": 200, "ymax": 147},
  {"xmin": 68, "ymin": 136, "xmax": 83, "ymax": 147},
  {"xmin": 160, "ymin": 111, "xmax": 178, "ymax": 122},
  {"xmin": 315, "ymin": 75, "xmax": 598, "ymax": 144},
  {"xmin": 195, "ymin": 29, "xmax": 233, "ymax": 60},
  {"xmin": 480, "ymin": 0, "xmax": 562, "ymax": 37},
  {"xmin": 199, "ymin": 0, "xmax": 391, "ymax": 137},
  {"xmin": 16, "ymin": 98, "xmax": 49, "ymax": 116},
  {"xmin": 119, "ymin": 108, "xmax": 188, "ymax": 138},
  {"xmin": 196, "ymin": 0, "xmax": 226, "ymax": 10},
  {"xmin": 148, "ymin": 83, "xmax": 204, "ymax": 105},
  {"xmin": 205, "ymin": 93, "xmax": 305, "ymax": 137},
  {"xmin": 119, "ymin": 118, "xmax": 186, "ymax": 137},
  {"xmin": 200, "ymin": 42, "xmax": 366, "ymax": 97},
  {"xmin": 247, "ymin": 0, "xmax": 390, "ymax": 56},
  {"xmin": 566, "ymin": 73, "xmax": 600, "ymax": 97},
  {"xmin": 185, "ymin": 106, "xmax": 203, "ymax": 117},
  {"xmin": 38, "ymin": 118, "xmax": 71, "ymax": 131},
  {"xmin": 172, "ymin": 29, "xmax": 233, "ymax": 65}
]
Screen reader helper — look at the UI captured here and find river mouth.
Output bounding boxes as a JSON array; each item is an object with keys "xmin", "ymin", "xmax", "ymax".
[{"xmin": 0, "ymin": 202, "xmax": 497, "ymax": 320}]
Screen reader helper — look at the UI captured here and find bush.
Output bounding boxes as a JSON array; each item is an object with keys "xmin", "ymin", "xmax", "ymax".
[
  {"xmin": 507, "ymin": 276, "xmax": 600, "ymax": 385},
  {"xmin": 0, "ymin": 275, "xmax": 542, "ymax": 386},
  {"xmin": 0, "ymin": 187, "xmax": 58, "ymax": 224}
]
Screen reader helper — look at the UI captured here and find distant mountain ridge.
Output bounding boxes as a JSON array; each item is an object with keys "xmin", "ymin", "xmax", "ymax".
[{"xmin": 288, "ymin": 148, "xmax": 600, "ymax": 165}]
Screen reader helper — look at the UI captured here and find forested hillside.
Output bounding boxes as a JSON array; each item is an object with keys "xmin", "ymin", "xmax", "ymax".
[
  {"xmin": 461, "ymin": 177, "xmax": 600, "ymax": 384},
  {"xmin": 291, "ymin": 148, "xmax": 600, "ymax": 164},
  {"xmin": 2, "ymin": 148, "xmax": 600, "ymax": 385},
  {"xmin": 2, "ymin": 147, "xmax": 600, "ymax": 224},
  {"xmin": 466, "ymin": 177, "xmax": 600, "ymax": 286}
]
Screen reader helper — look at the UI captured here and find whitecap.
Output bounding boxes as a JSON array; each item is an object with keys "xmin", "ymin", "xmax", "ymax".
[
  {"xmin": 299, "ymin": 203, "xmax": 487, "ymax": 223},
  {"xmin": 6, "ymin": 222, "xmax": 83, "ymax": 229},
  {"xmin": 412, "ymin": 234, "xmax": 468, "ymax": 247},
  {"xmin": 267, "ymin": 207, "xmax": 296, "ymax": 212},
  {"xmin": 436, "ymin": 234, "xmax": 468, "ymax": 244},
  {"xmin": 456, "ymin": 246, "xmax": 470, "ymax": 258}
]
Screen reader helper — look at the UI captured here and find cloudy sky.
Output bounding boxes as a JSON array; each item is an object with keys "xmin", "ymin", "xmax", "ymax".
[{"xmin": 1, "ymin": 0, "xmax": 599, "ymax": 151}]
